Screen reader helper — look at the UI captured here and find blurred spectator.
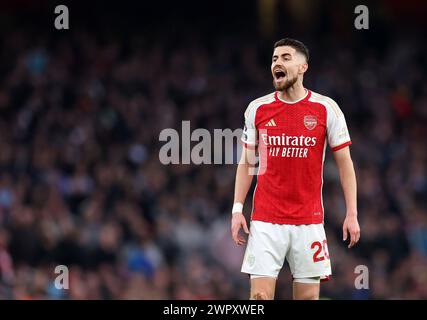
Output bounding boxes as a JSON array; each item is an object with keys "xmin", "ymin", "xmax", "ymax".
[{"xmin": 0, "ymin": 2, "xmax": 426, "ymax": 300}]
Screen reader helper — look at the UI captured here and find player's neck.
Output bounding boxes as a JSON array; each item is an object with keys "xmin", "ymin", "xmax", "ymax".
[{"xmin": 278, "ymin": 84, "xmax": 307, "ymax": 103}]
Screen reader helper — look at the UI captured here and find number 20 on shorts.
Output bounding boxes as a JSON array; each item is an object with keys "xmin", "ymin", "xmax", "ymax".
[{"xmin": 311, "ymin": 240, "xmax": 329, "ymax": 263}]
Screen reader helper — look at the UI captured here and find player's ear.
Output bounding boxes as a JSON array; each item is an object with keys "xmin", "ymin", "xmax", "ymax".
[{"xmin": 299, "ymin": 62, "xmax": 308, "ymax": 74}]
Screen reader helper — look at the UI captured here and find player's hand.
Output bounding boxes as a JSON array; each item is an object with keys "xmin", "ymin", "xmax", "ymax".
[
  {"xmin": 343, "ymin": 214, "xmax": 360, "ymax": 248},
  {"xmin": 231, "ymin": 212, "xmax": 249, "ymax": 246}
]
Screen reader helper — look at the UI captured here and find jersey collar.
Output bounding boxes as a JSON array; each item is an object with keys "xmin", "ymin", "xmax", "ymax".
[{"xmin": 276, "ymin": 89, "xmax": 311, "ymax": 104}]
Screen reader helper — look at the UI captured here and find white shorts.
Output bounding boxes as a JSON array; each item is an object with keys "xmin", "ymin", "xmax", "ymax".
[{"xmin": 241, "ymin": 220, "xmax": 332, "ymax": 280}]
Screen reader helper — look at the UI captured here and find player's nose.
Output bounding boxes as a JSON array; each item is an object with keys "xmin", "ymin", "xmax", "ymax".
[{"xmin": 272, "ymin": 61, "xmax": 284, "ymax": 69}]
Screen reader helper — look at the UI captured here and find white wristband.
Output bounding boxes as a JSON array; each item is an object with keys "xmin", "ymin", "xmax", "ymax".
[{"xmin": 232, "ymin": 202, "xmax": 243, "ymax": 214}]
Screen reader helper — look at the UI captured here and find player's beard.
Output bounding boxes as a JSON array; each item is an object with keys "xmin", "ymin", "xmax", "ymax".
[{"xmin": 273, "ymin": 74, "xmax": 298, "ymax": 91}]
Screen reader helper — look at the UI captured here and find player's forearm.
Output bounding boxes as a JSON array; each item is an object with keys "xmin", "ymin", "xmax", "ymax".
[
  {"xmin": 233, "ymin": 162, "xmax": 254, "ymax": 205},
  {"xmin": 338, "ymin": 158, "xmax": 358, "ymax": 216}
]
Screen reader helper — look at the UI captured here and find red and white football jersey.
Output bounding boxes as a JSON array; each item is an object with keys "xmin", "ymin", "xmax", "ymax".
[{"xmin": 241, "ymin": 89, "xmax": 352, "ymax": 225}]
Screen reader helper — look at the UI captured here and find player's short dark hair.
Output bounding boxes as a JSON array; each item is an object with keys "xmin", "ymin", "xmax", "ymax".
[{"xmin": 274, "ymin": 38, "xmax": 309, "ymax": 62}]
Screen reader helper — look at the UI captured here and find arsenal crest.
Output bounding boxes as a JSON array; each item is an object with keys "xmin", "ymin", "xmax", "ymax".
[{"xmin": 304, "ymin": 115, "xmax": 317, "ymax": 130}]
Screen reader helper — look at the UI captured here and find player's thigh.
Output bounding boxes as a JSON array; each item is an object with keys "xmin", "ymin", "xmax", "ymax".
[
  {"xmin": 293, "ymin": 281, "xmax": 320, "ymax": 300},
  {"xmin": 241, "ymin": 221, "xmax": 288, "ymax": 278},
  {"xmin": 250, "ymin": 276, "xmax": 277, "ymax": 300},
  {"xmin": 286, "ymin": 224, "xmax": 332, "ymax": 279}
]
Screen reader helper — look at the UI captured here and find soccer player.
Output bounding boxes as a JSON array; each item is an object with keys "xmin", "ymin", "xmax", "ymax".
[{"xmin": 231, "ymin": 38, "xmax": 360, "ymax": 300}]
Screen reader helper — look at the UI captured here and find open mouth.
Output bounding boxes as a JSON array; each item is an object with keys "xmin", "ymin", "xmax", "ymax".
[{"xmin": 274, "ymin": 69, "xmax": 286, "ymax": 81}]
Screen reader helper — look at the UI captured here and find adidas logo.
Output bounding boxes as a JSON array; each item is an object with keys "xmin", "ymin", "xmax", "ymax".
[{"xmin": 265, "ymin": 119, "xmax": 277, "ymax": 126}]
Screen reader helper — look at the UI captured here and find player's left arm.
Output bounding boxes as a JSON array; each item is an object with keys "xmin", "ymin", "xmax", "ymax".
[{"xmin": 333, "ymin": 146, "xmax": 360, "ymax": 248}]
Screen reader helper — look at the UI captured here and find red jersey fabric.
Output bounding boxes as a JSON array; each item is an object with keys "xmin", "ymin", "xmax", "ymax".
[{"xmin": 241, "ymin": 89, "xmax": 352, "ymax": 225}]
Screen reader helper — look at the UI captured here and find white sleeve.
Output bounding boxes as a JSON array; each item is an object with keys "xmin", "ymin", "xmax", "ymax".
[
  {"xmin": 325, "ymin": 98, "xmax": 352, "ymax": 151},
  {"xmin": 241, "ymin": 102, "xmax": 257, "ymax": 147}
]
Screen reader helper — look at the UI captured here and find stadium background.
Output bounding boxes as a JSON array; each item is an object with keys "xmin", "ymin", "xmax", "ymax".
[{"xmin": 0, "ymin": 0, "xmax": 426, "ymax": 299}]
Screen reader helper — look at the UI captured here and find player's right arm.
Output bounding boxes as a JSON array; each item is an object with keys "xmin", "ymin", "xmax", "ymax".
[
  {"xmin": 231, "ymin": 145, "xmax": 256, "ymax": 245},
  {"xmin": 231, "ymin": 102, "xmax": 258, "ymax": 246}
]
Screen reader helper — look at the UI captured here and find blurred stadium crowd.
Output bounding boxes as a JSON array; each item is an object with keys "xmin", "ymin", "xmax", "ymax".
[{"xmin": 0, "ymin": 2, "xmax": 427, "ymax": 300}]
